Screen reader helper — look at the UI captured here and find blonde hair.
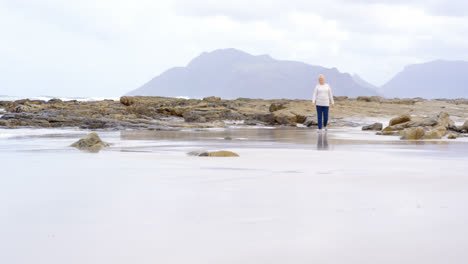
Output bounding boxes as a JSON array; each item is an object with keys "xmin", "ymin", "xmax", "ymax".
[{"xmin": 318, "ymin": 74, "xmax": 325, "ymax": 80}]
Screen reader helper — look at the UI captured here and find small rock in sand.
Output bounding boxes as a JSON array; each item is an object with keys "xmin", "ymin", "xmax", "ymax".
[{"xmin": 447, "ymin": 132, "xmax": 457, "ymax": 139}]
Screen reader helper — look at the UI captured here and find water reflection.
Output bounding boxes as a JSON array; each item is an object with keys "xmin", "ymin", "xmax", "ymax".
[{"xmin": 317, "ymin": 132, "xmax": 329, "ymax": 150}]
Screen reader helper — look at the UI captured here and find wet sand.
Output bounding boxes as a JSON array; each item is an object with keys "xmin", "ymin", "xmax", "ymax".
[{"xmin": 1, "ymin": 127, "xmax": 468, "ymax": 264}]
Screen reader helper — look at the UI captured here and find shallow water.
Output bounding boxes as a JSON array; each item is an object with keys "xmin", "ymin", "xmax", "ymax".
[{"xmin": 1, "ymin": 127, "xmax": 468, "ymax": 264}]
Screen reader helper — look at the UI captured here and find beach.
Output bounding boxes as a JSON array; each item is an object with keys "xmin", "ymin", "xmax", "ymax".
[{"xmin": 1, "ymin": 126, "xmax": 468, "ymax": 264}]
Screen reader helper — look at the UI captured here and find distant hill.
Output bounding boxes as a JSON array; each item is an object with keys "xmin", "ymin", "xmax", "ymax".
[
  {"xmin": 127, "ymin": 48, "xmax": 378, "ymax": 99},
  {"xmin": 381, "ymin": 60, "xmax": 468, "ymax": 99}
]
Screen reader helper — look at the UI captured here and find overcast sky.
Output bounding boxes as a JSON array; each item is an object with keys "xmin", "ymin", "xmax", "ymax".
[{"xmin": 1, "ymin": 0, "xmax": 467, "ymax": 97}]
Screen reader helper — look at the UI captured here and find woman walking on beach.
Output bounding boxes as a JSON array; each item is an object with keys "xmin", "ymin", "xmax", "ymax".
[{"xmin": 312, "ymin": 74, "xmax": 335, "ymax": 132}]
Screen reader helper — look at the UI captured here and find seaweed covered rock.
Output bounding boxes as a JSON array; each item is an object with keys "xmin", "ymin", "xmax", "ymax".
[{"xmin": 70, "ymin": 133, "xmax": 110, "ymax": 152}]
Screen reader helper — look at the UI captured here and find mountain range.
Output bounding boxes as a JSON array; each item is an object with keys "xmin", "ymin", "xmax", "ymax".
[{"xmin": 127, "ymin": 49, "xmax": 468, "ymax": 99}]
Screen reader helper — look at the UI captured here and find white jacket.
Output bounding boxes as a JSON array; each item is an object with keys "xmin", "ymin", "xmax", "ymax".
[{"xmin": 312, "ymin": 84, "xmax": 334, "ymax": 107}]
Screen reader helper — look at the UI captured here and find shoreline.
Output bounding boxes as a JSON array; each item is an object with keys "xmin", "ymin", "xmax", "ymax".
[{"xmin": 0, "ymin": 96, "xmax": 467, "ymax": 141}]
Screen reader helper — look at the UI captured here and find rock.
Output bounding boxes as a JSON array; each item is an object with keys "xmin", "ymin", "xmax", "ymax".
[
  {"xmin": 461, "ymin": 120, "xmax": 468, "ymax": 131},
  {"xmin": 303, "ymin": 116, "xmax": 318, "ymax": 127},
  {"xmin": 224, "ymin": 136, "xmax": 232, "ymax": 140},
  {"xmin": 208, "ymin": 150, "xmax": 239, "ymax": 157},
  {"xmin": 245, "ymin": 112, "xmax": 276, "ymax": 125},
  {"xmin": 435, "ymin": 111, "xmax": 454, "ymax": 128},
  {"xmin": 269, "ymin": 103, "xmax": 286, "ymax": 112},
  {"xmin": 120, "ymin": 96, "xmax": 136, "ymax": 106},
  {"xmin": 447, "ymin": 132, "xmax": 457, "ymax": 139},
  {"xmin": 362, "ymin": 123, "xmax": 383, "ymax": 131},
  {"xmin": 187, "ymin": 150, "xmax": 239, "ymax": 157},
  {"xmin": 70, "ymin": 133, "xmax": 110, "ymax": 152},
  {"xmin": 422, "ymin": 126, "xmax": 446, "ymax": 139},
  {"xmin": 9, "ymin": 105, "xmax": 33, "ymax": 113},
  {"xmin": 389, "ymin": 114, "xmax": 411, "ymax": 126},
  {"xmin": 273, "ymin": 110, "xmax": 297, "ymax": 126},
  {"xmin": 202, "ymin": 96, "xmax": 221, "ymax": 102},
  {"xmin": 381, "ymin": 131, "xmax": 399, "ymax": 136},
  {"xmin": 400, "ymin": 127, "xmax": 425, "ymax": 140}
]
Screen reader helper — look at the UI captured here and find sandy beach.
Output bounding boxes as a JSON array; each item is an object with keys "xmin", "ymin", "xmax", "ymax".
[{"xmin": 1, "ymin": 126, "xmax": 467, "ymax": 264}]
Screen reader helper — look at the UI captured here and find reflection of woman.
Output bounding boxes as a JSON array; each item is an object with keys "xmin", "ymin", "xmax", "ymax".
[
  {"xmin": 317, "ymin": 133, "xmax": 329, "ymax": 150},
  {"xmin": 312, "ymin": 74, "xmax": 335, "ymax": 132}
]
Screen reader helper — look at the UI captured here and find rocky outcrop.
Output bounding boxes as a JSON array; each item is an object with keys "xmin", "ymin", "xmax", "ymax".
[
  {"xmin": 70, "ymin": 133, "xmax": 110, "ymax": 152},
  {"xmin": 187, "ymin": 150, "xmax": 239, "ymax": 157},
  {"xmin": 362, "ymin": 123, "xmax": 383, "ymax": 131},
  {"xmin": 1, "ymin": 96, "xmax": 467, "ymax": 131},
  {"xmin": 383, "ymin": 112, "xmax": 455, "ymax": 137}
]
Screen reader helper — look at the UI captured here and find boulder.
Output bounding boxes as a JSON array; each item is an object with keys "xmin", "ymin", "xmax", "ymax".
[
  {"xmin": 400, "ymin": 127, "xmax": 425, "ymax": 140},
  {"xmin": 362, "ymin": 123, "xmax": 383, "ymax": 131},
  {"xmin": 269, "ymin": 103, "xmax": 286, "ymax": 112},
  {"xmin": 70, "ymin": 133, "xmax": 110, "ymax": 152},
  {"xmin": 120, "ymin": 96, "xmax": 136, "ymax": 106},
  {"xmin": 203, "ymin": 96, "xmax": 221, "ymax": 102},
  {"xmin": 435, "ymin": 111, "xmax": 454, "ymax": 128},
  {"xmin": 422, "ymin": 126, "xmax": 446, "ymax": 139},
  {"xmin": 273, "ymin": 110, "xmax": 297, "ymax": 126},
  {"xmin": 447, "ymin": 132, "xmax": 457, "ymax": 139},
  {"xmin": 389, "ymin": 114, "xmax": 411, "ymax": 126},
  {"xmin": 187, "ymin": 150, "xmax": 239, "ymax": 157},
  {"xmin": 303, "ymin": 116, "xmax": 318, "ymax": 127}
]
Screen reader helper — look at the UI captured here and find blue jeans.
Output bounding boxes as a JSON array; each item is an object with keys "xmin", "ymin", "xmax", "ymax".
[{"xmin": 316, "ymin": 105, "xmax": 329, "ymax": 129}]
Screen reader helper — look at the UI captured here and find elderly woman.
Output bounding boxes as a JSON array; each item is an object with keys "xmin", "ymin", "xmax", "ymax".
[{"xmin": 312, "ymin": 74, "xmax": 335, "ymax": 132}]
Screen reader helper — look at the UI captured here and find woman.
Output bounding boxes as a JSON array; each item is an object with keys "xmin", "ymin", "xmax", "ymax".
[{"xmin": 312, "ymin": 74, "xmax": 335, "ymax": 132}]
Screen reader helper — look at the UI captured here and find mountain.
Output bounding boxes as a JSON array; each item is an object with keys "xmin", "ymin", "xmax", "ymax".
[
  {"xmin": 127, "ymin": 48, "xmax": 378, "ymax": 99},
  {"xmin": 352, "ymin": 74, "xmax": 380, "ymax": 94},
  {"xmin": 381, "ymin": 60, "xmax": 468, "ymax": 99}
]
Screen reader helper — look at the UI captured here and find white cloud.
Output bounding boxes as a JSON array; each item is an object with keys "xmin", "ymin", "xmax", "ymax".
[{"xmin": 0, "ymin": 0, "xmax": 467, "ymax": 96}]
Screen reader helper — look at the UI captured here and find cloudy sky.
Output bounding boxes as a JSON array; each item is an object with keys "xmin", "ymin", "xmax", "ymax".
[{"xmin": 1, "ymin": 0, "xmax": 467, "ymax": 97}]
